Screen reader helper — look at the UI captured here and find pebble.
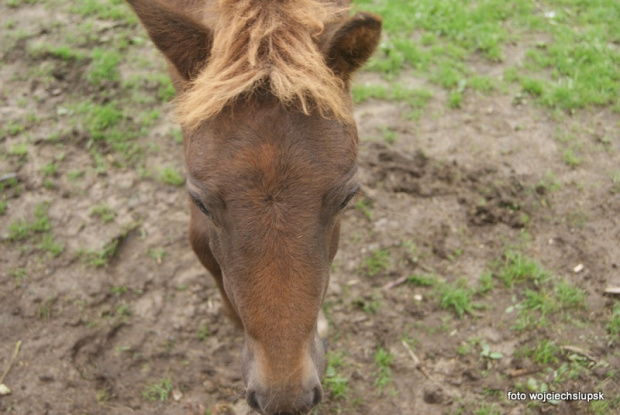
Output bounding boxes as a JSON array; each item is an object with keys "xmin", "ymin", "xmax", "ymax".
[{"xmin": 172, "ymin": 389, "xmax": 183, "ymax": 401}]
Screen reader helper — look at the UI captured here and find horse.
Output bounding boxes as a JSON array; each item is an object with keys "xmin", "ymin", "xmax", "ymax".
[{"xmin": 125, "ymin": 1, "xmax": 381, "ymax": 413}]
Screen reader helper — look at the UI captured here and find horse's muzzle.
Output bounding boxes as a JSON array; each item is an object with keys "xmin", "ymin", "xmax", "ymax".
[{"xmin": 246, "ymin": 380, "xmax": 323, "ymax": 415}]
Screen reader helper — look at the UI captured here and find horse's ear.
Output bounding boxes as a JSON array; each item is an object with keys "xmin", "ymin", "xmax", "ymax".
[
  {"xmin": 126, "ymin": 0, "xmax": 213, "ymax": 81},
  {"xmin": 323, "ymin": 13, "xmax": 382, "ymax": 81}
]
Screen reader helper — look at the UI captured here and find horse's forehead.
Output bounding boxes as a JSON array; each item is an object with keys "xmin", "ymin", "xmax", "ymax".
[{"xmin": 187, "ymin": 114, "xmax": 357, "ymax": 189}]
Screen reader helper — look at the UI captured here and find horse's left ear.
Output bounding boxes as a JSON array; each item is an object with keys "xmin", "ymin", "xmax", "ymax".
[
  {"xmin": 323, "ymin": 12, "xmax": 382, "ymax": 81},
  {"xmin": 126, "ymin": 0, "xmax": 213, "ymax": 81}
]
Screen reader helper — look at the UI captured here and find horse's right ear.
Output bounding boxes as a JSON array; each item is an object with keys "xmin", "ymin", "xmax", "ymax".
[
  {"xmin": 126, "ymin": 0, "xmax": 212, "ymax": 81},
  {"xmin": 323, "ymin": 12, "xmax": 382, "ymax": 82}
]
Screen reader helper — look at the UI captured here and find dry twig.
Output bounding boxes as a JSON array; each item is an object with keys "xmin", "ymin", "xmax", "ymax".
[
  {"xmin": 0, "ymin": 340, "xmax": 22, "ymax": 386},
  {"xmin": 382, "ymin": 276, "xmax": 408, "ymax": 291},
  {"xmin": 400, "ymin": 340, "xmax": 461, "ymax": 398},
  {"xmin": 561, "ymin": 345, "xmax": 598, "ymax": 362}
]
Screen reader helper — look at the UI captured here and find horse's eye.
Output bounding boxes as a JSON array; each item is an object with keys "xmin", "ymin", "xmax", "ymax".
[
  {"xmin": 197, "ymin": 203, "xmax": 211, "ymax": 217},
  {"xmin": 339, "ymin": 189, "xmax": 359, "ymax": 210},
  {"xmin": 190, "ymin": 194, "xmax": 212, "ymax": 218}
]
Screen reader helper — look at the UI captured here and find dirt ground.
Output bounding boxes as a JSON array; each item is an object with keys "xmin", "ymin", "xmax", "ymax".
[{"xmin": 1, "ymin": 2, "xmax": 619, "ymax": 415}]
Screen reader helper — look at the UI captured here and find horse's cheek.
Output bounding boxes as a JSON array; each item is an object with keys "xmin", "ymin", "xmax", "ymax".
[{"xmin": 328, "ymin": 220, "xmax": 341, "ymax": 262}]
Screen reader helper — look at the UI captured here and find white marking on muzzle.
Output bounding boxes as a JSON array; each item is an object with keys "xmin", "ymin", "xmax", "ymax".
[{"xmin": 317, "ymin": 309, "xmax": 329, "ymax": 340}]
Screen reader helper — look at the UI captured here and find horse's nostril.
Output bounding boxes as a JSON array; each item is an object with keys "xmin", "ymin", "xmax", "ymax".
[
  {"xmin": 247, "ymin": 390, "xmax": 260, "ymax": 411},
  {"xmin": 312, "ymin": 386, "xmax": 323, "ymax": 406}
]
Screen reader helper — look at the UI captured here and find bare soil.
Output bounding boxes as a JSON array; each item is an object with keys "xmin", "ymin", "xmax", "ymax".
[{"xmin": 1, "ymin": 3, "xmax": 619, "ymax": 415}]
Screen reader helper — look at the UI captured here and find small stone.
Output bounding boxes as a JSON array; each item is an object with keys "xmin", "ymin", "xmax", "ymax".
[
  {"xmin": 172, "ymin": 389, "xmax": 183, "ymax": 401},
  {"xmin": 574, "ymin": 264, "xmax": 584, "ymax": 273},
  {"xmin": 0, "ymin": 383, "xmax": 11, "ymax": 396},
  {"xmin": 413, "ymin": 294, "xmax": 423, "ymax": 301}
]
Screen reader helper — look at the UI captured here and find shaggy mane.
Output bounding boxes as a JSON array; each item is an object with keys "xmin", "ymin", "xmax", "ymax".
[{"xmin": 175, "ymin": 0, "xmax": 351, "ymax": 128}]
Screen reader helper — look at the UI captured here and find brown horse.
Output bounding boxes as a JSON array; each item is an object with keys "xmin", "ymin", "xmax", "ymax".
[{"xmin": 125, "ymin": 1, "xmax": 381, "ymax": 414}]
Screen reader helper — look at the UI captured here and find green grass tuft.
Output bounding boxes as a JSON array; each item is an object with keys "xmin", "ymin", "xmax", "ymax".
[
  {"xmin": 8, "ymin": 203, "xmax": 51, "ymax": 241},
  {"xmin": 438, "ymin": 279, "xmax": 476, "ymax": 318},
  {"xmin": 39, "ymin": 234, "xmax": 65, "ymax": 257},
  {"xmin": 361, "ymin": 249, "xmax": 391, "ymax": 277},
  {"xmin": 607, "ymin": 304, "xmax": 620, "ymax": 336},
  {"xmin": 70, "ymin": 0, "xmax": 137, "ymax": 23},
  {"xmin": 158, "ymin": 167, "xmax": 185, "ymax": 187},
  {"xmin": 90, "ymin": 204, "xmax": 116, "ymax": 224},
  {"xmin": 197, "ymin": 325, "xmax": 209, "ymax": 341},
  {"xmin": 88, "ymin": 48, "xmax": 121, "ymax": 86},
  {"xmin": 407, "ymin": 274, "xmax": 438, "ymax": 287},
  {"xmin": 142, "ymin": 377, "xmax": 173, "ymax": 402},
  {"xmin": 80, "ymin": 239, "xmax": 121, "ymax": 268},
  {"xmin": 373, "ymin": 346, "xmax": 394, "ymax": 395},
  {"xmin": 495, "ymin": 251, "xmax": 549, "ymax": 287},
  {"xmin": 324, "ymin": 351, "xmax": 349, "ymax": 400}
]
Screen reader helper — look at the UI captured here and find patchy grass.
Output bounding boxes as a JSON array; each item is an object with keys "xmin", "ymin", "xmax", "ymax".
[
  {"xmin": 354, "ymin": 291, "xmax": 383, "ymax": 315},
  {"xmin": 147, "ymin": 248, "xmax": 167, "ymax": 263},
  {"xmin": 353, "ymin": 84, "xmax": 433, "ymax": 118},
  {"xmin": 7, "ymin": 202, "xmax": 51, "ymax": 242},
  {"xmin": 381, "ymin": 127, "xmax": 397, "ymax": 144},
  {"xmin": 40, "ymin": 162, "xmax": 58, "ymax": 177},
  {"xmin": 354, "ymin": 197, "xmax": 373, "ymax": 220},
  {"xmin": 142, "ymin": 377, "xmax": 173, "ymax": 402},
  {"xmin": 528, "ymin": 339, "xmax": 560, "ymax": 365},
  {"xmin": 158, "ymin": 167, "xmax": 184, "ymax": 187},
  {"xmin": 10, "ymin": 268, "xmax": 28, "ymax": 289},
  {"xmin": 72, "ymin": 100, "xmax": 142, "ymax": 162},
  {"xmin": 88, "ymin": 48, "xmax": 121, "ymax": 86},
  {"xmin": 607, "ymin": 304, "xmax": 620, "ymax": 337},
  {"xmin": 39, "ymin": 233, "xmax": 65, "ymax": 257},
  {"xmin": 477, "ymin": 270, "xmax": 495, "ymax": 294},
  {"xmin": 495, "ymin": 251, "xmax": 550, "ymax": 288},
  {"xmin": 79, "ymin": 238, "xmax": 121, "ymax": 268},
  {"xmin": 353, "ymin": 0, "xmax": 620, "ymax": 113},
  {"xmin": 324, "ymin": 351, "xmax": 349, "ymax": 400},
  {"xmin": 197, "ymin": 325, "xmax": 209, "ymax": 342},
  {"xmin": 372, "ymin": 346, "xmax": 394, "ymax": 396},
  {"xmin": 8, "ymin": 143, "xmax": 28, "ymax": 157},
  {"xmin": 490, "ymin": 250, "xmax": 588, "ymax": 332},
  {"xmin": 90, "ymin": 204, "xmax": 116, "ymax": 224},
  {"xmin": 407, "ymin": 273, "xmax": 438, "ymax": 287},
  {"xmin": 28, "ymin": 42, "xmax": 86, "ymax": 61},
  {"xmin": 360, "ymin": 248, "xmax": 391, "ymax": 277},
  {"xmin": 437, "ymin": 279, "xmax": 477, "ymax": 318},
  {"xmin": 69, "ymin": 0, "xmax": 137, "ymax": 23}
]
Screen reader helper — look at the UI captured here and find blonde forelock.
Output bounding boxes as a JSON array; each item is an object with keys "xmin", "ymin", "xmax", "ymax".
[{"xmin": 175, "ymin": 0, "xmax": 352, "ymax": 128}]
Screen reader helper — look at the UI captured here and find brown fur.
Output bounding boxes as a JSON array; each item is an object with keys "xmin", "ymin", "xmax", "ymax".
[
  {"xmin": 322, "ymin": 12, "xmax": 382, "ymax": 81},
  {"xmin": 124, "ymin": 1, "xmax": 381, "ymax": 413},
  {"xmin": 126, "ymin": 0, "xmax": 212, "ymax": 80}
]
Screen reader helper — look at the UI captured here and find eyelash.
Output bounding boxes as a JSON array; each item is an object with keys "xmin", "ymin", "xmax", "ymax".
[
  {"xmin": 190, "ymin": 194, "xmax": 212, "ymax": 217},
  {"xmin": 339, "ymin": 189, "xmax": 359, "ymax": 210}
]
